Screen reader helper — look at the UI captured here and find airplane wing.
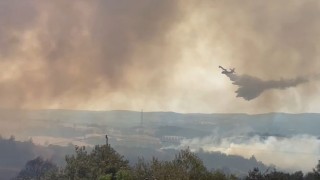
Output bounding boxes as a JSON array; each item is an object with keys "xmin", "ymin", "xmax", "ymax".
[{"xmin": 219, "ymin": 66, "xmax": 227, "ymax": 71}]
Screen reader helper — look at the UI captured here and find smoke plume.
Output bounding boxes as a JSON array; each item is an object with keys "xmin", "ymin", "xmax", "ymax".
[
  {"xmin": 179, "ymin": 135, "xmax": 320, "ymax": 172},
  {"xmin": 223, "ymin": 73, "xmax": 308, "ymax": 100}
]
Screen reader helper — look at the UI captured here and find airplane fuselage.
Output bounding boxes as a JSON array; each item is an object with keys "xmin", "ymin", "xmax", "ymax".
[{"xmin": 219, "ymin": 66, "xmax": 235, "ymax": 74}]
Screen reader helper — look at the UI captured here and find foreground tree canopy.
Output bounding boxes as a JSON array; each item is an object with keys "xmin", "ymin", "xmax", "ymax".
[
  {"xmin": 14, "ymin": 157, "xmax": 58, "ymax": 180},
  {"xmin": 14, "ymin": 145, "xmax": 320, "ymax": 180}
]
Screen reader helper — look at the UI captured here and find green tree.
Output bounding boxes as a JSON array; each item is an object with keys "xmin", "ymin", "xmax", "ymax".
[
  {"xmin": 305, "ymin": 160, "xmax": 320, "ymax": 180},
  {"xmin": 246, "ymin": 168, "xmax": 265, "ymax": 180},
  {"xmin": 172, "ymin": 148, "xmax": 208, "ymax": 179},
  {"xmin": 312, "ymin": 160, "xmax": 320, "ymax": 179},
  {"xmin": 133, "ymin": 148, "xmax": 234, "ymax": 180},
  {"xmin": 98, "ymin": 174, "xmax": 113, "ymax": 180},
  {"xmin": 116, "ymin": 169, "xmax": 134, "ymax": 180},
  {"xmin": 14, "ymin": 156, "xmax": 58, "ymax": 180},
  {"xmin": 62, "ymin": 145, "xmax": 129, "ymax": 179},
  {"xmin": 246, "ymin": 167, "xmax": 305, "ymax": 180}
]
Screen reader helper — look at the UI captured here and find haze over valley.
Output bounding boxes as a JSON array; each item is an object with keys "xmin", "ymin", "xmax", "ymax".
[{"xmin": 1, "ymin": 109, "xmax": 320, "ymax": 179}]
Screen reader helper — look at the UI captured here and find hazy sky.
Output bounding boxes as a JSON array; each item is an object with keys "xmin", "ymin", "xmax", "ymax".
[{"xmin": 1, "ymin": 0, "xmax": 320, "ymax": 113}]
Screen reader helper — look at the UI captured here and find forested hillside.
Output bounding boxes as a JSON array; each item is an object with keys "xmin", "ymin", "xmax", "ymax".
[{"xmin": 13, "ymin": 145, "xmax": 320, "ymax": 180}]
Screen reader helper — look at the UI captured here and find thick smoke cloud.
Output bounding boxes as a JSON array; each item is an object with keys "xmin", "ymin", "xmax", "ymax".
[
  {"xmin": 0, "ymin": 0, "xmax": 319, "ymax": 112},
  {"xmin": 223, "ymin": 73, "xmax": 308, "ymax": 100},
  {"xmin": 0, "ymin": 0, "xmax": 183, "ymax": 109}
]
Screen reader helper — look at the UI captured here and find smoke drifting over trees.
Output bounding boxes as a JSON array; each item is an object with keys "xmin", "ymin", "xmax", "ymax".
[{"xmin": 180, "ymin": 134, "xmax": 320, "ymax": 173}]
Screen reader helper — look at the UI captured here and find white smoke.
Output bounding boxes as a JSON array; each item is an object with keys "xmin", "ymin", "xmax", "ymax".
[{"xmin": 179, "ymin": 134, "xmax": 320, "ymax": 172}]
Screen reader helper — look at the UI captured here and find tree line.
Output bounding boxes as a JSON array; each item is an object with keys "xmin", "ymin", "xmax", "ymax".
[{"xmin": 13, "ymin": 144, "xmax": 320, "ymax": 180}]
